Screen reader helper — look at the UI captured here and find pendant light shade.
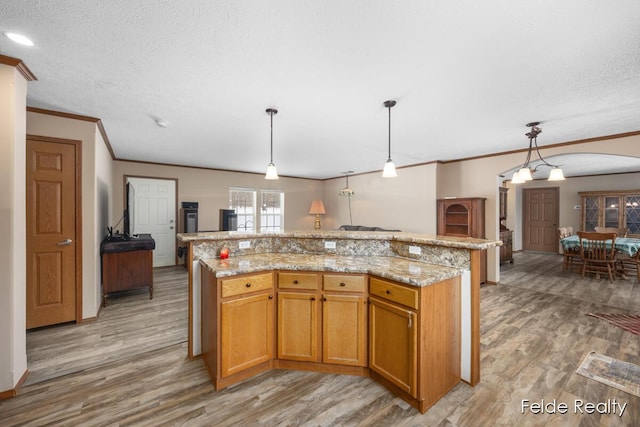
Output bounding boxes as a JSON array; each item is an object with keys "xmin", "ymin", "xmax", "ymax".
[
  {"xmin": 265, "ymin": 108, "xmax": 279, "ymax": 180},
  {"xmin": 381, "ymin": 100, "xmax": 398, "ymax": 178},
  {"xmin": 511, "ymin": 122, "xmax": 565, "ymax": 183}
]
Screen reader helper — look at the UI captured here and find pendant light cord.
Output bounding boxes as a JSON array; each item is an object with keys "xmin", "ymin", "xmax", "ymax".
[
  {"xmin": 269, "ymin": 110, "xmax": 274, "ymax": 163},
  {"xmin": 387, "ymin": 105, "xmax": 392, "ymax": 160}
]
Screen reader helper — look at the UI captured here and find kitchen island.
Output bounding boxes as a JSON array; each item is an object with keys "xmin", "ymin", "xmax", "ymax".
[{"xmin": 178, "ymin": 230, "xmax": 500, "ymax": 397}]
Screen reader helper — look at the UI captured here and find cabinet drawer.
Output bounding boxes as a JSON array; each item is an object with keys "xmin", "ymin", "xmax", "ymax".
[
  {"xmin": 221, "ymin": 272, "xmax": 273, "ymax": 298},
  {"xmin": 323, "ymin": 274, "xmax": 365, "ymax": 292},
  {"xmin": 278, "ymin": 272, "xmax": 318, "ymax": 290},
  {"xmin": 369, "ymin": 277, "xmax": 418, "ymax": 309}
]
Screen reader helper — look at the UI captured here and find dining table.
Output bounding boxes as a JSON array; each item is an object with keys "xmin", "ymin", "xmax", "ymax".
[{"xmin": 560, "ymin": 234, "xmax": 640, "ymax": 257}]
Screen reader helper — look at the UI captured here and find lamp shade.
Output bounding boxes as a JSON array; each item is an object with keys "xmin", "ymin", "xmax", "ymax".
[
  {"xmin": 511, "ymin": 171, "xmax": 525, "ymax": 184},
  {"xmin": 265, "ymin": 162, "xmax": 279, "ymax": 180},
  {"xmin": 382, "ymin": 159, "xmax": 398, "ymax": 178},
  {"xmin": 517, "ymin": 167, "xmax": 533, "ymax": 181},
  {"xmin": 547, "ymin": 167, "xmax": 565, "ymax": 181},
  {"xmin": 309, "ymin": 200, "xmax": 326, "ymax": 215}
]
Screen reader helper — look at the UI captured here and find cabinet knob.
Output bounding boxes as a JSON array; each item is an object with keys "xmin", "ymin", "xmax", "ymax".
[
  {"xmin": 293, "ymin": 280, "xmax": 299, "ymax": 284},
  {"xmin": 268, "ymin": 295, "xmax": 273, "ymax": 300},
  {"xmin": 386, "ymin": 290, "xmax": 391, "ymax": 295},
  {"xmin": 310, "ymin": 297, "xmax": 316, "ymax": 301},
  {"xmin": 323, "ymin": 297, "xmax": 327, "ymax": 301},
  {"xmin": 245, "ymin": 283, "xmax": 251, "ymax": 288},
  {"xmin": 339, "ymin": 282, "xmax": 346, "ymax": 287}
]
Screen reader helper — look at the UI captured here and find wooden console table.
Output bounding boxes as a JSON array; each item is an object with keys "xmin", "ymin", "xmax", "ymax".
[{"xmin": 100, "ymin": 234, "xmax": 155, "ymax": 307}]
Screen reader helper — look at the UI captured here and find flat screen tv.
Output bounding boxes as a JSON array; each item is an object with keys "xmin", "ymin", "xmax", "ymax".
[{"xmin": 123, "ymin": 181, "xmax": 136, "ymax": 239}]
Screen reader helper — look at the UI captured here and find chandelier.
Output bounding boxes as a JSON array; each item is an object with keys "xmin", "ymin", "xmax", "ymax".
[{"xmin": 511, "ymin": 122, "xmax": 565, "ymax": 183}]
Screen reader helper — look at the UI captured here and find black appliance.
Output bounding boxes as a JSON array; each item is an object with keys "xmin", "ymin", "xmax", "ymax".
[
  {"xmin": 219, "ymin": 209, "xmax": 237, "ymax": 231},
  {"xmin": 181, "ymin": 202, "xmax": 199, "ymax": 233}
]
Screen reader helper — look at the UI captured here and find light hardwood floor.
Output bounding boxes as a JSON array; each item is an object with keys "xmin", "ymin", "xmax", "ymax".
[{"xmin": 1, "ymin": 253, "xmax": 639, "ymax": 426}]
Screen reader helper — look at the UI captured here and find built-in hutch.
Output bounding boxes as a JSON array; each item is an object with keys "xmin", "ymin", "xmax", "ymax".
[
  {"xmin": 437, "ymin": 197, "xmax": 487, "ymax": 282},
  {"xmin": 579, "ymin": 190, "xmax": 640, "ymax": 236},
  {"xmin": 499, "ymin": 187, "xmax": 514, "ymax": 265}
]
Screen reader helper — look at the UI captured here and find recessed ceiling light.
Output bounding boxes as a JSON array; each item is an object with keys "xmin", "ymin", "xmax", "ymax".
[{"xmin": 4, "ymin": 32, "xmax": 35, "ymax": 46}]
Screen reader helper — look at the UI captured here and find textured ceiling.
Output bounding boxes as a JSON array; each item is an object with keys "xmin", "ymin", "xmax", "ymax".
[{"xmin": 2, "ymin": 1, "xmax": 640, "ymax": 179}]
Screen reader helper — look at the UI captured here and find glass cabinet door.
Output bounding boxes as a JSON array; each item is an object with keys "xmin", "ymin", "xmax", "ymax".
[
  {"xmin": 625, "ymin": 196, "xmax": 640, "ymax": 235},
  {"xmin": 604, "ymin": 196, "xmax": 620, "ymax": 228},
  {"xmin": 583, "ymin": 197, "xmax": 600, "ymax": 231}
]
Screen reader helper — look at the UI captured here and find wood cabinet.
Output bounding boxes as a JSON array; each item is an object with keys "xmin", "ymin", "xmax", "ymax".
[
  {"xmin": 499, "ymin": 230, "xmax": 514, "ymax": 264},
  {"xmin": 322, "ymin": 274, "xmax": 367, "ymax": 367},
  {"xmin": 368, "ymin": 276, "xmax": 460, "ymax": 413},
  {"xmin": 277, "ymin": 272, "xmax": 320, "ymax": 362},
  {"xmin": 579, "ymin": 190, "xmax": 640, "ymax": 236},
  {"xmin": 201, "ymin": 269, "xmax": 275, "ymax": 389},
  {"xmin": 277, "ymin": 272, "xmax": 367, "ymax": 367},
  {"xmin": 201, "ymin": 266, "xmax": 461, "ymax": 413},
  {"xmin": 437, "ymin": 198, "xmax": 487, "ymax": 283},
  {"xmin": 100, "ymin": 234, "xmax": 155, "ymax": 307}
]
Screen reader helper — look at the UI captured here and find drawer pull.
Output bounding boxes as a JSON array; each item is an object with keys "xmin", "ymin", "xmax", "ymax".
[
  {"xmin": 293, "ymin": 280, "xmax": 299, "ymax": 284},
  {"xmin": 339, "ymin": 282, "xmax": 346, "ymax": 287},
  {"xmin": 245, "ymin": 283, "xmax": 251, "ymax": 288},
  {"xmin": 386, "ymin": 290, "xmax": 391, "ymax": 295},
  {"xmin": 310, "ymin": 297, "xmax": 316, "ymax": 301}
]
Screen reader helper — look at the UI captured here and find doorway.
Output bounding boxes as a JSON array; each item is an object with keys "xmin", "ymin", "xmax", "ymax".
[
  {"xmin": 522, "ymin": 187, "xmax": 559, "ymax": 253},
  {"xmin": 125, "ymin": 176, "xmax": 177, "ymax": 267},
  {"xmin": 26, "ymin": 136, "xmax": 82, "ymax": 329}
]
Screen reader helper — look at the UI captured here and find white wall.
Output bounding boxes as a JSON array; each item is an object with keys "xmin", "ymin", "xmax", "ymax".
[
  {"xmin": 112, "ymin": 161, "xmax": 324, "ymax": 232},
  {"xmin": 322, "ymin": 164, "xmax": 439, "ymax": 233},
  {"xmin": 437, "ymin": 133, "xmax": 640, "ymax": 282},
  {"xmin": 0, "ymin": 64, "xmax": 28, "ymax": 393}
]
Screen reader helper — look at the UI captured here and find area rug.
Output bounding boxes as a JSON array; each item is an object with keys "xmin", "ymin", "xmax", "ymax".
[
  {"xmin": 585, "ymin": 313, "xmax": 640, "ymax": 336},
  {"xmin": 576, "ymin": 351, "xmax": 640, "ymax": 397}
]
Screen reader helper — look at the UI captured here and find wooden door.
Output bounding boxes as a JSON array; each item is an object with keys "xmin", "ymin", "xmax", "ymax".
[
  {"xmin": 277, "ymin": 291, "xmax": 318, "ymax": 362},
  {"xmin": 523, "ymin": 187, "xmax": 559, "ymax": 253},
  {"xmin": 220, "ymin": 292, "xmax": 274, "ymax": 377},
  {"xmin": 26, "ymin": 137, "xmax": 81, "ymax": 329},
  {"xmin": 126, "ymin": 177, "xmax": 176, "ymax": 267},
  {"xmin": 369, "ymin": 297, "xmax": 417, "ymax": 397},
  {"xmin": 322, "ymin": 294, "xmax": 366, "ymax": 366}
]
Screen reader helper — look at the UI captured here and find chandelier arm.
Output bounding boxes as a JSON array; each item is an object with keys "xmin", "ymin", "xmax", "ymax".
[{"xmin": 532, "ymin": 136, "xmax": 558, "ymax": 168}]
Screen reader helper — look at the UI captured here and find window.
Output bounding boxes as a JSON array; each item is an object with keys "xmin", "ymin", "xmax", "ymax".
[
  {"xmin": 230, "ymin": 188, "xmax": 256, "ymax": 231},
  {"xmin": 260, "ymin": 190, "xmax": 284, "ymax": 232},
  {"xmin": 229, "ymin": 188, "xmax": 284, "ymax": 232}
]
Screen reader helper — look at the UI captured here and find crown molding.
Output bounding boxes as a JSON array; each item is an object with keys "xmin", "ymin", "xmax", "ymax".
[
  {"xmin": 26, "ymin": 106, "xmax": 115, "ymax": 159},
  {"xmin": 0, "ymin": 54, "xmax": 37, "ymax": 81}
]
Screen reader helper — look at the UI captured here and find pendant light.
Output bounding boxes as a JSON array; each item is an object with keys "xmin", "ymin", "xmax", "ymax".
[
  {"xmin": 382, "ymin": 100, "xmax": 398, "ymax": 178},
  {"xmin": 265, "ymin": 108, "xmax": 279, "ymax": 180},
  {"xmin": 339, "ymin": 170, "xmax": 355, "ymax": 225},
  {"xmin": 512, "ymin": 121, "xmax": 565, "ymax": 183}
]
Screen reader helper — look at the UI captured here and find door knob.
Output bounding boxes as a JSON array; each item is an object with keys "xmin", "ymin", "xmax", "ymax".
[{"xmin": 57, "ymin": 239, "xmax": 73, "ymax": 246}]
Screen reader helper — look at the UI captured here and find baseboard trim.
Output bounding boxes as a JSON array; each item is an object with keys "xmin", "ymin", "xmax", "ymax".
[{"xmin": 0, "ymin": 369, "xmax": 29, "ymax": 400}]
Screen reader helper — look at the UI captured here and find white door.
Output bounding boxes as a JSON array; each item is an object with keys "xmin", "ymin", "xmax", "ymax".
[{"xmin": 127, "ymin": 177, "xmax": 176, "ymax": 267}]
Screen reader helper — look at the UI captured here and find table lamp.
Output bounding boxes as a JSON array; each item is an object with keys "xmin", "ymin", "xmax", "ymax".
[{"xmin": 309, "ymin": 200, "xmax": 326, "ymax": 230}]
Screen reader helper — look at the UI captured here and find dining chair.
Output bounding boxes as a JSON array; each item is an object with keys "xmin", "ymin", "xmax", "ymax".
[
  {"xmin": 594, "ymin": 226, "xmax": 628, "ymax": 237},
  {"xmin": 558, "ymin": 226, "xmax": 581, "ymax": 272},
  {"xmin": 618, "ymin": 249, "xmax": 640, "ymax": 283},
  {"xmin": 577, "ymin": 231, "xmax": 619, "ymax": 283}
]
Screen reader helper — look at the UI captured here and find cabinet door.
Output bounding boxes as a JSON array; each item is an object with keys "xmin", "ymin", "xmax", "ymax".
[
  {"xmin": 221, "ymin": 292, "xmax": 274, "ymax": 377},
  {"xmin": 369, "ymin": 297, "xmax": 417, "ymax": 397},
  {"xmin": 322, "ymin": 294, "xmax": 366, "ymax": 366},
  {"xmin": 277, "ymin": 292, "xmax": 318, "ymax": 362}
]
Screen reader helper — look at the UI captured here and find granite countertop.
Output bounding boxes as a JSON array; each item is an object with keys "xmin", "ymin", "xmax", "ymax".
[
  {"xmin": 199, "ymin": 253, "xmax": 464, "ymax": 287},
  {"xmin": 178, "ymin": 229, "xmax": 500, "ymax": 250}
]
